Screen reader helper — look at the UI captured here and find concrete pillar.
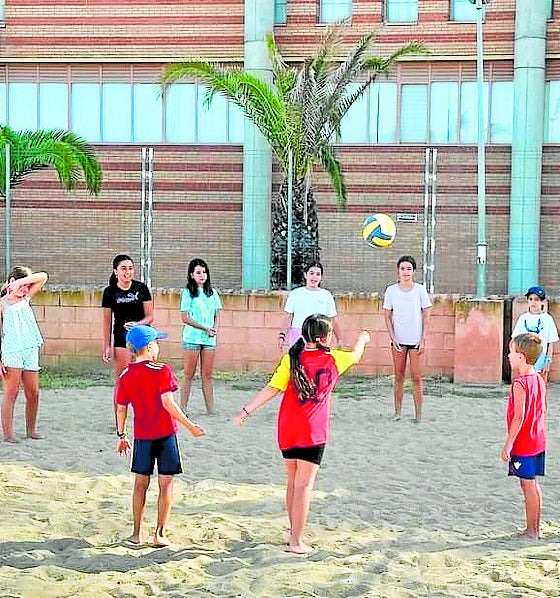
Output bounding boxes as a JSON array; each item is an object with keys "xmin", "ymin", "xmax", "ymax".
[
  {"xmin": 243, "ymin": 0, "xmax": 274, "ymax": 289},
  {"xmin": 508, "ymin": 1, "xmax": 547, "ymax": 293}
]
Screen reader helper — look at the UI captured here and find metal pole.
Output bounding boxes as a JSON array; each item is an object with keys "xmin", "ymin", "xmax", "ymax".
[
  {"xmin": 474, "ymin": 0, "xmax": 488, "ymax": 297},
  {"xmin": 286, "ymin": 149, "xmax": 293, "ymax": 290},
  {"xmin": 146, "ymin": 147, "xmax": 154, "ymax": 289},
  {"xmin": 140, "ymin": 147, "xmax": 147, "ymax": 284},
  {"xmin": 5, "ymin": 143, "xmax": 10, "ymax": 274},
  {"xmin": 429, "ymin": 148, "xmax": 437, "ymax": 294},
  {"xmin": 423, "ymin": 148, "xmax": 430, "ymax": 288}
]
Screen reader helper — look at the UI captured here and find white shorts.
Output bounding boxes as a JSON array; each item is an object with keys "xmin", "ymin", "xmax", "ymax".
[{"xmin": 2, "ymin": 346, "xmax": 41, "ymax": 371}]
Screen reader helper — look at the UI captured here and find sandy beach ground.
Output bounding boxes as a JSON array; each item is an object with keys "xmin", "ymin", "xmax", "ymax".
[{"xmin": 1, "ymin": 375, "xmax": 560, "ymax": 597}]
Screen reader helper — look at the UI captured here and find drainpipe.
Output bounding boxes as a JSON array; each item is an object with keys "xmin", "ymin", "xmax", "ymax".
[
  {"xmin": 243, "ymin": 0, "xmax": 274, "ymax": 289},
  {"xmin": 508, "ymin": 1, "xmax": 547, "ymax": 293}
]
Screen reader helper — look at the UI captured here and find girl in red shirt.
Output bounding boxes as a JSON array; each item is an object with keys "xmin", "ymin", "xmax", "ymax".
[{"xmin": 234, "ymin": 314, "xmax": 369, "ymax": 554}]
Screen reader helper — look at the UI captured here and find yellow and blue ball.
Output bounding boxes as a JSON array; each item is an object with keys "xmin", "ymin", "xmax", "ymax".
[{"xmin": 360, "ymin": 213, "xmax": 397, "ymax": 248}]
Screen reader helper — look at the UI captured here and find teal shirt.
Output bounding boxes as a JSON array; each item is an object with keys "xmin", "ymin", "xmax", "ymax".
[{"xmin": 180, "ymin": 288, "xmax": 222, "ymax": 346}]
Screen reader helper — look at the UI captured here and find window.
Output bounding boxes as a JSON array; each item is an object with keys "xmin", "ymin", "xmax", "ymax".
[
  {"xmin": 451, "ymin": 0, "xmax": 479, "ymax": 21},
  {"xmin": 489, "ymin": 81, "xmax": 513, "ymax": 143},
  {"xmin": 386, "ymin": 0, "xmax": 418, "ymax": 23},
  {"xmin": 197, "ymin": 88, "xmax": 228, "ymax": 142},
  {"xmin": 545, "ymin": 82, "xmax": 560, "ymax": 142},
  {"xmin": 320, "ymin": 0, "xmax": 352, "ymax": 23},
  {"xmin": 39, "ymin": 83, "xmax": 68, "ymax": 130},
  {"xmin": 9, "ymin": 83, "xmax": 38, "ymax": 130},
  {"xmin": 370, "ymin": 83, "xmax": 397, "ymax": 142},
  {"xmin": 430, "ymin": 82, "xmax": 459, "ymax": 143},
  {"xmin": 400, "ymin": 84, "xmax": 428, "ymax": 142},
  {"xmin": 165, "ymin": 83, "xmax": 197, "ymax": 142},
  {"xmin": 340, "ymin": 84, "xmax": 369, "ymax": 142},
  {"xmin": 459, "ymin": 81, "xmax": 489, "ymax": 143},
  {"xmin": 275, "ymin": 0, "xmax": 287, "ymax": 24},
  {"xmin": 133, "ymin": 83, "xmax": 162, "ymax": 142},
  {"xmin": 71, "ymin": 84, "xmax": 101, "ymax": 142},
  {"xmin": 102, "ymin": 83, "xmax": 132, "ymax": 142},
  {"xmin": 227, "ymin": 102, "xmax": 245, "ymax": 143}
]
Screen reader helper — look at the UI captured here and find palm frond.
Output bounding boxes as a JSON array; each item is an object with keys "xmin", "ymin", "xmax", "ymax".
[{"xmin": 0, "ymin": 127, "xmax": 102, "ymax": 197}]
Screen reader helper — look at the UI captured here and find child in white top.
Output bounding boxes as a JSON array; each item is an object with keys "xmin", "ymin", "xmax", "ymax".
[
  {"xmin": 383, "ymin": 255, "xmax": 432, "ymax": 422},
  {"xmin": 512, "ymin": 285, "xmax": 558, "ymax": 383},
  {"xmin": 279, "ymin": 262, "xmax": 343, "ymax": 349},
  {"xmin": 0, "ymin": 266, "xmax": 48, "ymax": 442}
]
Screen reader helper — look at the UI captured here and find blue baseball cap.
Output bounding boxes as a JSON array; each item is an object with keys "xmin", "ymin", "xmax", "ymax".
[
  {"xmin": 526, "ymin": 285, "xmax": 546, "ymax": 300},
  {"xmin": 126, "ymin": 325, "xmax": 167, "ymax": 351}
]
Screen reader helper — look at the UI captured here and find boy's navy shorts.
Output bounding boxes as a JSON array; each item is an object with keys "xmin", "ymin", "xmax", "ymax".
[
  {"xmin": 131, "ymin": 434, "xmax": 183, "ymax": 476},
  {"xmin": 508, "ymin": 451, "xmax": 545, "ymax": 480}
]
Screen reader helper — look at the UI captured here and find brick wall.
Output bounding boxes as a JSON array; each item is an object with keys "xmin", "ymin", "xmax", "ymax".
[
  {"xmin": 32, "ymin": 288, "xmax": 560, "ymax": 384},
  {"xmin": 4, "ymin": 143, "xmax": 560, "ymax": 295},
  {"xmin": 4, "ymin": 0, "xmax": 548, "ymax": 62}
]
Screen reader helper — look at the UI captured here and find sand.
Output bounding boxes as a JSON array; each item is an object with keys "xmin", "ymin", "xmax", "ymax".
[{"xmin": 1, "ymin": 376, "xmax": 560, "ymax": 597}]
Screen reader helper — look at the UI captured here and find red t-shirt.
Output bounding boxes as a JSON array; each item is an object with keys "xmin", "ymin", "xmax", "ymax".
[
  {"xmin": 268, "ymin": 349, "xmax": 356, "ymax": 451},
  {"xmin": 115, "ymin": 361, "xmax": 179, "ymax": 440},
  {"xmin": 506, "ymin": 372, "xmax": 547, "ymax": 456}
]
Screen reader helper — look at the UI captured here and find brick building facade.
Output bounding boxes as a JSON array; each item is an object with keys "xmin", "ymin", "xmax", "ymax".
[{"xmin": 0, "ymin": 0, "xmax": 558, "ymax": 296}]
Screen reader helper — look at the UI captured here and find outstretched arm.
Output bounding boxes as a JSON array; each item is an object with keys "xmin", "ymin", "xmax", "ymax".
[
  {"xmin": 352, "ymin": 330, "xmax": 370, "ymax": 363},
  {"xmin": 161, "ymin": 391, "xmax": 205, "ymax": 437},
  {"xmin": 233, "ymin": 385, "xmax": 280, "ymax": 426}
]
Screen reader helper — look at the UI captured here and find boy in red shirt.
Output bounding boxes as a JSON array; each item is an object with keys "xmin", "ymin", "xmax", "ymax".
[
  {"xmin": 116, "ymin": 325, "xmax": 205, "ymax": 547},
  {"xmin": 502, "ymin": 332, "xmax": 547, "ymax": 539}
]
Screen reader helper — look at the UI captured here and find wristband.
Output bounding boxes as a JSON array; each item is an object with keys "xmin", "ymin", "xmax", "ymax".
[
  {"xmin": 117, "ymin": 431, "xmax": 127, "ymax": 439},
  {"xmin": 278, "ymin": 332, "xmax": 286, "ymax": 338},
  {"xmin": 242, "ymin": 406, "xmax": 250, "ymax": 417}
]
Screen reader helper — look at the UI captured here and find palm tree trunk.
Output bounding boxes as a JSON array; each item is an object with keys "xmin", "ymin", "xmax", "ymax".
[{"xmin": 271, "ymin": 178, "xmax": 321, "ymax": 289}]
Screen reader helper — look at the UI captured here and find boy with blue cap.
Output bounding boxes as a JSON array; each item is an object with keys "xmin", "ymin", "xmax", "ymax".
[
  {"xmin": 116, "ymin": 324, "xmax": 205, "ymax": 547},
  {"xmin": 512, "ymin": 286, "xmax": 559, "ymax": 383}
]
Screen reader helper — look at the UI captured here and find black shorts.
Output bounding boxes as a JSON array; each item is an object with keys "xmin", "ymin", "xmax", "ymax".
[
  {"xmin": 281, "ymin": 445, "xmax": 326, "ymax": 465},
  {"xmin": 391, "ymin": 342, "xmax": 419, "ymax": 350}
]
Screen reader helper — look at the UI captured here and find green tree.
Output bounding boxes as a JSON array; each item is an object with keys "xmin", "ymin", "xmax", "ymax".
[
  {"xmin": 163, "ymin": 29, "xmax": 423, "ymax": 288},
  {"xmin": 0, "ymin": 127, "xmax": 102, "ymax": 196}
]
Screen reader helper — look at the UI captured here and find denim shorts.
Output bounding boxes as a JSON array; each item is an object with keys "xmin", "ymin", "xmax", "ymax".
[
  {"xmin": 183, "ymin": 343, "xmax": 216, "ymax": 352},
  {"xmin": 2, "ymin": 346, "xmax": 41, "ymax": 371}
]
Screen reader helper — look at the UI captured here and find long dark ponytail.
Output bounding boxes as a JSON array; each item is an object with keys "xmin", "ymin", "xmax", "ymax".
[{"xmin": 288, "ymin": 314, "xmax": 332, "ymax": 400}]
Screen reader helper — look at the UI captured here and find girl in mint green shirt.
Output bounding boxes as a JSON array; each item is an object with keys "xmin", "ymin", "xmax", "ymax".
[{"xmin": 180, "ymin": 258, "xmax": 222, "ymax": 413}]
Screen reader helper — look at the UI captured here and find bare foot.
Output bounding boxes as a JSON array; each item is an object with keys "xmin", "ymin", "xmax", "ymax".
[
  {"xmin": 286, "ymin": 541, "xmax": 314, "ymax": 555},
  {"xmin": 522, "ymin": 529, "xmax": 541, "ymax": 539},
  {"xmin": 26, "ymin": 432, "xmax": 42, "ymax": 439},
  {"xmin": 4, "ymin": 436, "xmax": 19, "ymax": 444},
  {"xmin": 123, "ymin": 534, "xmax": 142, "ymax": 547},
  {"xmin": 152, "ymin": 531, "xmax": 171, "ymax": 548}
]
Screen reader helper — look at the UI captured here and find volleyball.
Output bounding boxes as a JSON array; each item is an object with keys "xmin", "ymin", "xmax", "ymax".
[{"xmin": 360, "ymin": 213, "xmax": 397, "ymax": 248}]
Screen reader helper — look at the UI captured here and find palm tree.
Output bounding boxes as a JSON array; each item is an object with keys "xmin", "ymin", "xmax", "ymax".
[
  {"xmin": 0, "ymin": 127, "xmax": 102, "ymax": 196},
  {"xmin": 163, "ymin": 29, "xmax": 423, "ymax": 288}
]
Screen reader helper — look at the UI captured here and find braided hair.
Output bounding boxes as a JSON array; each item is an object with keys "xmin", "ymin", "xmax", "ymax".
[{"xmin": 288, "ymin": 314, "xmax": 332, "ymax": 400}]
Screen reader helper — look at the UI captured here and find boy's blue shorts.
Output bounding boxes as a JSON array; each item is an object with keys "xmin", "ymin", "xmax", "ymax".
[
  {"xmin": 131, "ymin": 434, "xmax": 182, "ymax": 476},
  {"xmin": 508, "ymin": 451, "xmax": 545, "ymax": 480}
]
